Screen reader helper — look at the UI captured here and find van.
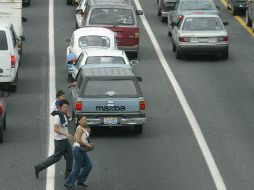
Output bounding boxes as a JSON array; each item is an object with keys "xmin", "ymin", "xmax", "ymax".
[
  {"xmin": 81, "ymin": 0, "xmax": 143, "ymax": 58},
  {"xmin": 0, "ymin": 23, "xmax": 20, "ymax": 91}
]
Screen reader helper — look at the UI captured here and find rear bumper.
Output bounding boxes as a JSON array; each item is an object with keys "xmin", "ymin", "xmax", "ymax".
[
  {"xmin": 178, "ymin": 45, "xmax": 228, "ymax": 54},
  {"xmin": 0, "ymin": 75, "xmax": 15, "ymax": 83},
  {"xmin": 118, "ymin": 45, "xmax": 139, "ymax": 53},
  {"xmin": 75, "ymin": 113, "xmax": 146, "ymax": 126}
]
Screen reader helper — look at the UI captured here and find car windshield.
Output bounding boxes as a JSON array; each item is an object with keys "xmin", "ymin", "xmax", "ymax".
[
  {"xmin": 182, "ymin": 17, "xmax": 224, "ymax": 31},
  {"xmin": 86, "ymin": 56, "xmax": 125, "ymax": 64},
  {"xmin": 89, "ymin": 8, "xmax": 134, "ymax": 25},
  {"xmin": 0, "ymin": 31, "xmax": 8, "ymax": 50},
  {"xmin": 78, "ymin": 36, "xmax": 110, "ymax": 49},
  {"xmin": 180, "ymin": 1, "xmax": 214, "ymax": 10},
  {"xmin": 83, "ymin": 80, "xmax": 138, "ymax": 97}
]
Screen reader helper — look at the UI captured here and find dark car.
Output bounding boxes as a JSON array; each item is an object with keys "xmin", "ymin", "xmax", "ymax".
[
  {"xmin": 245, "ymin": 0, "xmax": 254, "ymax": 30},
  {"xmin": 0, "ymin": 97, "xmax": 6, "ymax": 143},
  {"xmin": 22, "ymin": 0, "xmax": 30, "ymax": 6},
  {"xmin": 226, "ymin": 0, "xmax": 248, "ymax": 15}
]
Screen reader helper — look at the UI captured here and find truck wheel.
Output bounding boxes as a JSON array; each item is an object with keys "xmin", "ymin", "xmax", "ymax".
[
  {"xmin": 158, "ymin": 9, "xmax": 161, "ymax": 16},
  {"xmin": 0, "ymin": 123, "xmax": 3, "ymax": 143},
  {"xmin": 232, "ymin": 6, "xmax": 238, "ymax": 16},
  {"xmin": 172, "ymin": 41, "xmax": 176, "ymax": 52},
  {"xmin": 134, "ymin": 125, "xmax": 143, "ymax": 134},
  {"xmin": 3, "ymin": 112, "xmax": 6, "ymax": 130},
  {"xmin": 245, "ymin": 10, "xmax": 252, "ymax": 26},
  {"xmin": 176, "ymin": 48, "xmax": 183, "ymax": 59},
  {"xmin": 222, "ymin": 51, "xmax": 229, "ymax": 59}
]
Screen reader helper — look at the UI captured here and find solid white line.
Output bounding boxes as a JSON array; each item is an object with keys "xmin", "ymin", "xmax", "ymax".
[
  {"xmin": 133, "ymin": 0, "xmax": 227, "ymax": 190},
  {"xmin": 46, "ymin": 0, "xmax": 56, "ymax": 189}
]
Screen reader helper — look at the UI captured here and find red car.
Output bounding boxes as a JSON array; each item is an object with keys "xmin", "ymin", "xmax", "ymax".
[
  {"xmin": 0, "ymin": 98, "xmax": 6, "ymax": 143},
  {"xmin": 81, "ymin": 0, "xmax": 143, "ymax": 58}
]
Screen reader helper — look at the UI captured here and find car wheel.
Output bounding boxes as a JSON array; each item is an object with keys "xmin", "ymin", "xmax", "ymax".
[
  {"xmin": 66, "ymin": 0, "xmax": 72, "ymax": 5},
  {"xmin": 23, "ymin": 0, "xmax": 30, "ymax": 6},
  {"xmin": 222, "ymin": 51, "xmax": 229, "ymax": 59},
  {"xmin": 3, "ymin": 112, "xmax": 6, "ymax": 131},
  {"xmin": 168, "ymin": 30, "xmax": 172, "ymax": 36},
  {"xmin": 75, "ymin": 22, "xmax": 78, "ymax": 29},
  {"xmin": 0, "ymin": 123, "xmax": 3, "ymax": 143},
  {"xmin": 176, "ymin": 48, "xmax": 183, "ymax": 59},
  {"xmin": 172, "ymin": 41, "xmax": 176, "ymax": 52},
  {"xmin": 134, "ymin": 125, "xmax": 143, "ymax": 134},
  {"xmin": 158, "ymin": 9, "xmax": 161, "ymax": 16},
  {"xmin": 245, "ymin": 10, "xmax": 252, "ymax": 27},
  {"xmin": 232, "ymin": 6, "xmax": 238, "ymax": 16}
]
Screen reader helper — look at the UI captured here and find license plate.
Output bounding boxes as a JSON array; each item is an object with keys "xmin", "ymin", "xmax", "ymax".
[
  {"xmin": 104, "ymin": 117, "xmax": 117, "ymax": 125},
  {"xmin": 199, "ymin": 38, "xmax": 209, "ymax": 43}
]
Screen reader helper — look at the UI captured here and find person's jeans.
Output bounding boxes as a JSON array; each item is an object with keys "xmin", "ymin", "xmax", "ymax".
[
  {"xmin": 35, "ymin": 139, "xmax": 73, "ymax": 178},
  {"xmin": 65, "ymin": 147, "xmax": 92, "ymax": 187}
]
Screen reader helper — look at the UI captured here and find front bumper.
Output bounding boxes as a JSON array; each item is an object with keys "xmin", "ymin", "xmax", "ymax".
[{"xmin": 178, "ymin": 44, "xmax": 228, "ymax": 54}]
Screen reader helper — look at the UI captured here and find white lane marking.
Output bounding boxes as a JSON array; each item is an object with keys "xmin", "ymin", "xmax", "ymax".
[
  {"xmin": 133, "ymin": 0, "xmax": 227, "ymax": 189},
  {"xmin": 46, "ymin": 0, "xmax": 55, "ymax": 189}
]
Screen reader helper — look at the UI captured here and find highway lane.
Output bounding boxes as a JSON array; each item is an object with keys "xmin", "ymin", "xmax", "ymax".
[
  {"xmin": 139, "ymin": 0, "xmax": 254, "ymax": 189},
  {"xmin": 0, "ymin": 0, "xmax": 49, "ymax": 190},
  {"xmin": 53, "ymin": 0, "xmax": 217, "ymax": 190}
]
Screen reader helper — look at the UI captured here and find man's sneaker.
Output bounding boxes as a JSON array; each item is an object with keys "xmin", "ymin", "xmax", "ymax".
[
  {"xmin": 77, "ymin": 181, "xmax": 88, "ymax": 187},
  {"xmin": 64, "ymin": 184, "xmax": 75, "ymax": 190},
  {"xmin": 34, "ymin": 166, "xmax": 40, "ymax": 178}
]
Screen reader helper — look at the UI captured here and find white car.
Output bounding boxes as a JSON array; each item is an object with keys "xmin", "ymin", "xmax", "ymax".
[
  {"xmin": 0, "ymin": 23, "xmax": 21, "ymax": 91},
  {"xmin": 171, "ymin": 13, "xmax": 229, "ymax": 59},
  {"xmin": 66, "ymin": 27, "xmax": 117, "ymax": 59},
  {"xmin": 75, "ymin": 0, "xmax": 87, "ymax": 28},
  {"xmin": 72, "ymin": 49, "xmax": 138, "ymax": 79}
]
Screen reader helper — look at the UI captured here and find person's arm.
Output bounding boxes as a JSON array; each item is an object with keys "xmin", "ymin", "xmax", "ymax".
[
  {"xmin": 54, "ymin": 124, "xmax": 73, "ymax": 139},
  {"xmin": 76, "ymin": 128, "xmax": 93, "ymax": 148}
]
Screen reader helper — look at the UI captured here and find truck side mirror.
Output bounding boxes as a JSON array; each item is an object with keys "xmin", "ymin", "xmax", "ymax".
[{"xmin": 136, "ymin": 10, "xmax": 143, "ymax": 15}]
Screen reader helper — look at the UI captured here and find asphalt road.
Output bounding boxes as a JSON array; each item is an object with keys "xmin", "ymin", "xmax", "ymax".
[{"xmin": 1, "ymin": 0, "xmax": 254, "ymax": 189}]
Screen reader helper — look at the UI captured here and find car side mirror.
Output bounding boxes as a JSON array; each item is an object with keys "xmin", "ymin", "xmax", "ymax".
[
  {"xmin": 216, "ymin": 5, "xmax": 221, "ymax": 10},
  {"xmin": 130, "ymin": 60, "xmax": 139, "ymax": 65},
  {"xmin": 136, "ymin": 10, "xmax": 143, "ymax": 15},
  {"xmin": 66, "ymin": 38, "xmax": 71, "ymax": 43},
  {"xmin": 223, "ymin": 22, "xmax": 229, "ymax": 26},
  {"xmin": 137, "ymin": 77, "xmax": 142, "ymax": 82}
]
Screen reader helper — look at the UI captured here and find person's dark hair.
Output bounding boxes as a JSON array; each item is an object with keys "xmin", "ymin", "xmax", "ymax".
[
  {"xmin": 59, "ymin": 99, "xmax": 69, "ymax": 107},
  {"xmin": 56, "ymin": 90, "xmax": 65, "ymax": 98}
]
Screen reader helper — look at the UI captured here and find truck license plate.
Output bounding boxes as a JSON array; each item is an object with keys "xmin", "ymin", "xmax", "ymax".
[{"xmin": 104, "ymin": 117, "xmax": 117, "ymax": 125}]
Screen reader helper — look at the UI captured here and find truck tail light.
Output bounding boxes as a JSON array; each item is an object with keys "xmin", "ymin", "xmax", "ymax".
[
  {"xmin": 75, "ymin": 101, "xmax": 82, "ymax": 111},
  {"xmin": 11, "ymin": 55, "xmax": 15, "ymax": 68},
  {"xmin": 140, "ymin": 101, "xmax": 145, "ymax": 111}
]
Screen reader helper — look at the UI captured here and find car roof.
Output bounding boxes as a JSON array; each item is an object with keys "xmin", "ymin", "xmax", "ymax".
[
  {"xmin": 90, "ymin": 0, "xmax": 131, "ymax": 6},
  {"xmin": 82, "ymin": 49, "xmax": 126, "ymax": 57},
  {"xmin": 183, "ymin": 13, "xmax": 220, "ymax": 18},
  {"xmin": 81, "ymin": 66, "xmax": 135, "ymax": 77},
  {"xmin": 73, "ymin": 27, "xmax": 115, "ymax": 39}
]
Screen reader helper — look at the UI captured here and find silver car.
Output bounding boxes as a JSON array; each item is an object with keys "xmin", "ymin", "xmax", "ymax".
[
  {"xmin": 167, "ymin": 0, "xmax": 220, "ymax": 36},
  {"xmin": 171, "ymin": 13, "xmax": 229, "ymax": 59}
]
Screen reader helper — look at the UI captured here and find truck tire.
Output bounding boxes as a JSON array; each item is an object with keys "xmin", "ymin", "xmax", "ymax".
[
  {"xmin": 245, "ymin": 10, "xmax": 252, "ymax": 27},
  {"xmin": 134, "ymin": 125, "xmax": 143, "ymax": 134},
  {"xmin": 232, "ymin": 6, "xmax": 238, "ymax": 16},
  {"xmin": 0, "ymin": 123, "xmax": 3, "ymax": 143},
  {"xmin": 172, "ymin": 41, "xmax": 176, "ymax": 52}
]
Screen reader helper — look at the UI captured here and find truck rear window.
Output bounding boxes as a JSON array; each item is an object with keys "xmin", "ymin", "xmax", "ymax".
[
  {"xmin": 0, "ymin": 31, "xmax": 8, "ymax": 50},
  {"xmin": 89, "ymin": 8, "xmax": 134, "ymax": 25},
  {"xmin": 83, "ymin": 80, "xmax": 138, "ymax": 97}
]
